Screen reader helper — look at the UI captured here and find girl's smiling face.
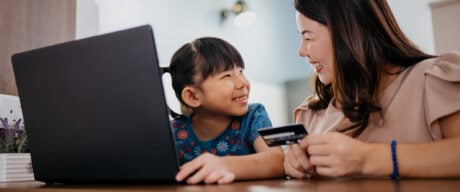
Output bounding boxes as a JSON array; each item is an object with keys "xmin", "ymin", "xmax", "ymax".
[
  {"xmin": 296, "ymin": 11, "xmax": 334, "ymax": 85},
  {"xmin": 196, "ymin": 66, "xmax": 250, "ymax": 117}
]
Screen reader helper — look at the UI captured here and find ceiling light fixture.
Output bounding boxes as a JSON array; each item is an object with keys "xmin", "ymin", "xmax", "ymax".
[{"xmin": 220, "ymin": 0, "xmax": 257, "ymax": 28}]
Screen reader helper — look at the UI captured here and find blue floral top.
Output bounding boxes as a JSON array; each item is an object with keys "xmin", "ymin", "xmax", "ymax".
[{"xmin": 172, "ymin": 103, "xmax": 272, "ymax": 165}]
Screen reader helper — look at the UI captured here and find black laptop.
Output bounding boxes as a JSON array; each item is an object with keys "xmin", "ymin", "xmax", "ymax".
[{"xmin": 11, "ymin": 25, "xmax": 180, "ymax": 184}]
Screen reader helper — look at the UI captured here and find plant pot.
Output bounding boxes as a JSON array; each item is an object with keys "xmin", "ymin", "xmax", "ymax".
[{"xmin": 0, "ymin": 153, "xmax": 34, "ymax": 182}]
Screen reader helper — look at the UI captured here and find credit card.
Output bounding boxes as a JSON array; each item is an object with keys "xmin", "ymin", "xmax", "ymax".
[{"xmin": 257, "ymin": 124, "xmax": 308, "ymax": 146}]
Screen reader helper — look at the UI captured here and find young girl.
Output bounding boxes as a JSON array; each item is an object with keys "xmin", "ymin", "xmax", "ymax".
[{"xmin": 168, "ymin": 37, "xmax": 284, "ymax": 184}]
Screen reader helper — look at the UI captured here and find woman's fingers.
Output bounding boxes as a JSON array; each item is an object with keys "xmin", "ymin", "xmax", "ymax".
[
  {"xmin": 315, "ymin": 166, "xmax": 335, "ymax": 177},
  {"xmin": 300, "ymin": 134, "xmax": 328, "ymax": 148},
  {"xmin": 307, "ymin": 144, "xmax": 330, "ymax": 156},
  {"xmin": 309, "ymin": 155, "xmax": 331, "ymax": 167},
  {"xmin": 305, "ymin": 132, "xmax": 367, "ymax": 177},
  {"xmin": 284, "ymin": 159, "xmax": 310, "ymax": 178},
  {"xmin": 284, "ymin": 144, "xmax": 316, "ymax": 178},
  {"xmin": 291, "ymin": 144, "xmax": 313, "ymax": 171}
]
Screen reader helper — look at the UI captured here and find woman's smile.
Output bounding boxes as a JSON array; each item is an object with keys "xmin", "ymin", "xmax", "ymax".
[{"xmin": 310, "ymin": 63, "xmax": 323, "ymax": 74}]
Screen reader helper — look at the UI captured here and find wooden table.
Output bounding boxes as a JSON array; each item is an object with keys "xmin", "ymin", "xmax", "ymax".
[{"xmin": 1, "ymin": 178, "xmax": 460, "ymax": 192}]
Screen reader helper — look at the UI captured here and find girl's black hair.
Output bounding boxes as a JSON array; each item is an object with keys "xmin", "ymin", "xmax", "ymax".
[{"xmin": 169, "ymin": 37, "xmax": 245, "ymax": 117}]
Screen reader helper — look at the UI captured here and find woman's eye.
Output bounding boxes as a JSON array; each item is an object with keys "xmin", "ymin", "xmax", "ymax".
[{"xmin": 302, "ymin": 34, "xmax": 311, "ymax": 41}]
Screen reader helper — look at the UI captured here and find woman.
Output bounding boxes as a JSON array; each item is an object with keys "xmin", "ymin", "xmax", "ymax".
[{"xmin": 285, "ymin": 0, "xmax": 460, "ymax": 179}]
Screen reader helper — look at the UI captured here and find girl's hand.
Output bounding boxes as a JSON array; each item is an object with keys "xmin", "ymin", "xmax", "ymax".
[
  {"xmin": 175, "ymin": 153, "xmax": 235, "ymax": 184},
  {"xmin": 284, "ymin": 143, "xmax": 315, "ymax": 179},
  {"xmin": 300, "ymin": 132, "xmax": 371, "ymax": 177}
]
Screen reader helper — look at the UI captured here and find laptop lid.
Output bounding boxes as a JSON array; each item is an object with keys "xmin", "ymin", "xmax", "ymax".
[{"xmin": 11, "ymin": 25, "xmax": 180, "ymax": 184}]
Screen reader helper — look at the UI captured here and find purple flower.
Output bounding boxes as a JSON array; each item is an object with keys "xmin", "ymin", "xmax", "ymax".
[
  {"xmin": 0, "ymin": 116, "xmax": 28, "ymax": 153},
  {"xmin": 13, "ymin": 118, "xmax": 22, "ymax": 131},
  {"xmin": 0, "ymin": 117, "xmax": 8, "ymax": 129}
]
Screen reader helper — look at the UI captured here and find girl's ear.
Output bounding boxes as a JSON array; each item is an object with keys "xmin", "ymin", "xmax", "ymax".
[{"xmin": 181, "ymin": 86, "xmax": 201, "ymax": 108}]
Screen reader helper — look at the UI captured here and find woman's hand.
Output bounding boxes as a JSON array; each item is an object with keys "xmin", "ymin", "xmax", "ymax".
[
  {"xmin": 300, "ymin": 132, "xmax": 371, "ymax": 177},
  {"xmin": 284, "ymin": 143, "xmax": 315, "ymax": 179},
  {"xmin": 175, "ymin": 153, "xmax": 235, "ymax": 184}
]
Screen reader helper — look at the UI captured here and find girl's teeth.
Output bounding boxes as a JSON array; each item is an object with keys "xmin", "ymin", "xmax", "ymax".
[{"xmin": 235, "ymin": 96, "xmax": 247, "ymax": 101}]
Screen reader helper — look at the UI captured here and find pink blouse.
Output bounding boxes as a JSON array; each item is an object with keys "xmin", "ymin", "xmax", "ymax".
[{"xmin": 294, "ymin": 52, "xmax": 460, "ymax": 143}]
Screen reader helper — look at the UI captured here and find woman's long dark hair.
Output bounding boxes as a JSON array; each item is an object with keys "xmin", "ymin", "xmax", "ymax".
[{"xmin": 294, "ymin": 0, "xmax": 435, "ymax": 136}]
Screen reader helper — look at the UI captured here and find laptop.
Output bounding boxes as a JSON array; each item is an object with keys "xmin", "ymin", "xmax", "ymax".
[{"xmin": 11, "ymin": 25, "xmax": 180, "ymax": 184}]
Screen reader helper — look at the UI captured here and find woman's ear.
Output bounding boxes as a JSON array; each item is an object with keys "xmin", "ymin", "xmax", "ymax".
[{"xmin": 181, "ymin": 86, "xmax": 201, "ymax": 108}]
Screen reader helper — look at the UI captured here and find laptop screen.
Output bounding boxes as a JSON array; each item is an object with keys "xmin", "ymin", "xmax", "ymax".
[{"xmin": 12, "ymin": 25, "xmax": 180, "ymax": 184}]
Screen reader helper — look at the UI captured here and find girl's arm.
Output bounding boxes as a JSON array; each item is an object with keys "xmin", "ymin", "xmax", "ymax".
[
  {"xmin": 175, "ymin": 137, "xmax": 285, "ymax": 184},
  {"xmin": 223, "ymin": 137, "xmax": 285, "ymax": 180}
]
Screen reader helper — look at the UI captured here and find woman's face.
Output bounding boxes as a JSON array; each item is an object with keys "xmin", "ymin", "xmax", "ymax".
[{"xmin": 296, "ymin": 11, "xmax": 334, "ymax": 85}]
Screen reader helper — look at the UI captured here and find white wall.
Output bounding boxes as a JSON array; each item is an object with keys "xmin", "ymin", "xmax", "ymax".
[
  {"xmin": 76, "ymin": 0, "xmax": 99, "ymax": 39},
  {"xmin": 431, "ymin": 0, "xmax": 460, "ymax": 54},
  {"xmin": 388, "ymin": 0, "xmax": 435, "ymax": 54},
  {"xmin": 76, "ymin": 0, "xmax": 292, "ymax": 125},
  {"xmin": 76, "ymin": 0, "xmax": 439, "ymax": 125},
  {"xmin": 78, "ymin": 0, "xmax": 306, "ymax": 84},
  {"xmin": 0, "ymin": 94, "xmax": 23, "ymax": 124}
]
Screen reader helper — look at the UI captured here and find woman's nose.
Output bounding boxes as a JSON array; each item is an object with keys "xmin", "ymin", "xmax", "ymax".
[{"xmin": 298, "ymin": 43, "xmax": 310, "ymax": 58}]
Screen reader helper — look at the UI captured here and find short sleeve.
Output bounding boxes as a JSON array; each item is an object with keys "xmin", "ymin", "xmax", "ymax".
[
  {"xmin": 424, "ymin": 52, "xmax": 460, "ymax": 129},
  {"xmin": 293, "ymin": 95, "xmax": 314, "ymax": 123},
  {"xmin": 246, "ymin": 103, "xmax": 272, "ymax": 145}
]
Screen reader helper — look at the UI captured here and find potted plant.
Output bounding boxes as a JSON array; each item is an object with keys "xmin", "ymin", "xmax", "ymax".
[
  {"xmin": 0, "ymin": 117, "xmax": 28, "ymax": 153},
  {"xmin": 0, "ymin": 94, "xmax": 34, "ymax": 182}
]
